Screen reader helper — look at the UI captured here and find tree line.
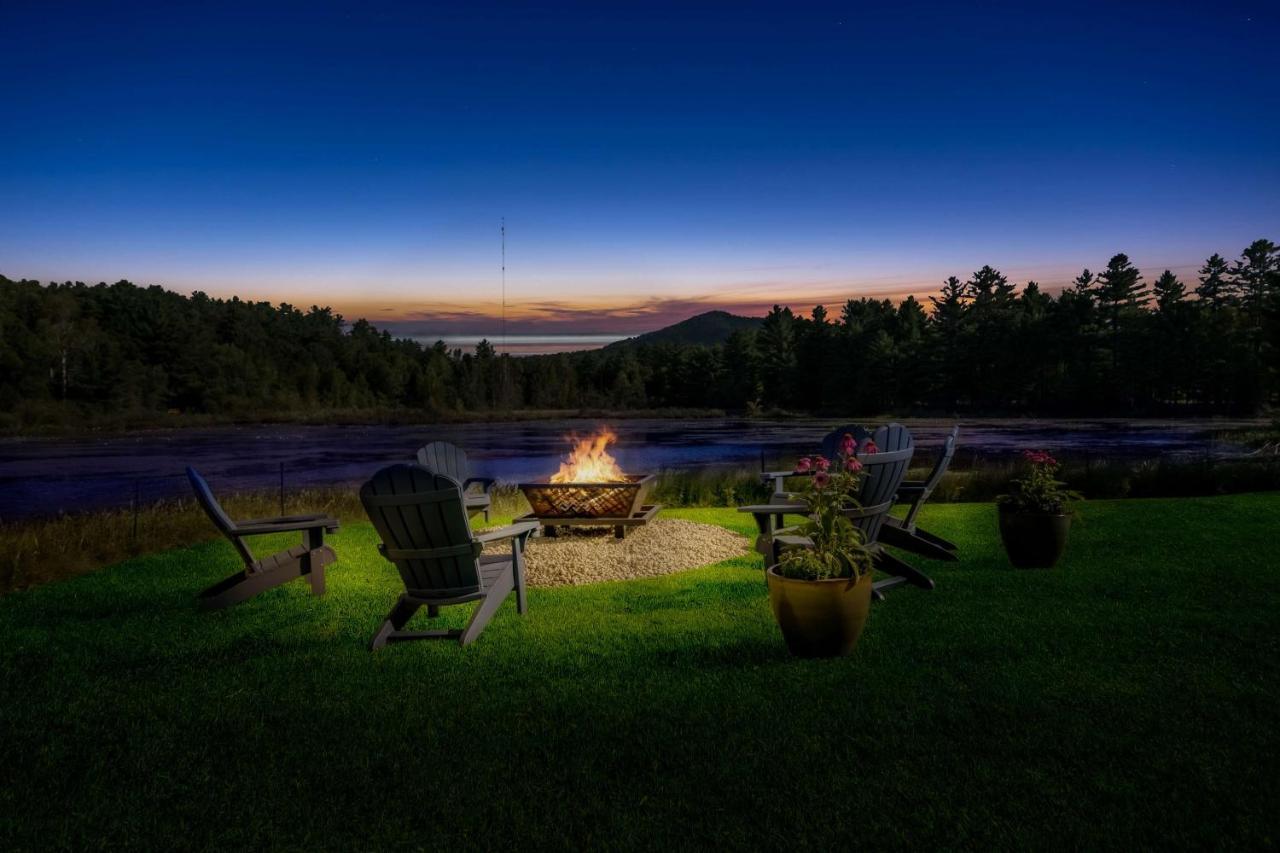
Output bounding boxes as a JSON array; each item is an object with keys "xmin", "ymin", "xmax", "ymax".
[{"xmin": 1, "ymin": 238, "xmax": 1276, "ymax": 426}]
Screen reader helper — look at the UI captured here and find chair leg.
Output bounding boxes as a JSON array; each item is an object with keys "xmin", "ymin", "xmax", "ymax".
[
  {"xmin": 916, "ymin": 527, "xmax": 958, "ymax": 552},
  {"xmin": 873, "ymin": 575, "xmax": 909, "ymax": 598},
  {"xmin": 513, "ymin": 542, "xmax": 528, "ymax": 615},
  {"xmin": 427, "ymin": 604, "xmax": 440, "ymax": 618},
  {"xmin": 308, "ymin": 564, "xmax": 326, "ymax": 596},
  {"xmin": 370, "ymin": 595, "xmax": 422, "ymax": 650},
  {"xmin": 303, "ymin": 528, "xmax": 331, "ymax": 595},
  {"xmin": 200, "ymin": 559, "xmax": 301, "ymax": 609},
  {"xmin": 878, "ymin": 523, "xmax": 959, "ymax": 562},
  {"xmin": 459, "ymin": 570, "xmax": 515, "ymax": 646},
  {"xmin": 874, "ymin": 550, "xmax": 935, "ymax": 590}
]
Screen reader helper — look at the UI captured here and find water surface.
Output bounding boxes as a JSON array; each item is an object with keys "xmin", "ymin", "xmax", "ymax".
[{"xmin": 0, "ymin": 417, "xmax": 1256, "ymax": 522}]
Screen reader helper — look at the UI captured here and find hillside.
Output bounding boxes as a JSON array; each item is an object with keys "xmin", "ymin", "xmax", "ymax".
[{"xmin": 607, "ymin": 310, "xmax": 762, "ymax": 349}]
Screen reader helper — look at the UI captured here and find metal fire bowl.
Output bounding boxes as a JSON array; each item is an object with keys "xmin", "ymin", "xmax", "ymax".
[{"xmin": 519, "ymin": 474, "xmax": 655, "ymax": 519}]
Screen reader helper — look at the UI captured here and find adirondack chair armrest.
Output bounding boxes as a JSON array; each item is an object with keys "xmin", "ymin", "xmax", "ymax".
[
  {"xmin": 897, "ymin": 481, "xmax": 927, "ymax": 492},
  {"xmin": 463, "ymin": 477, "xmax": 496, "ymax": 494},
  {"xmin": 738, "ymin": 502, "xmax": 809, "ymax": 538},
  {"xmin": 760, "ymin": 469, "xmax": 810, "ymax": 480},
  {"xmin": 773, "ymin": 533, "xmax": 814, "ymax": 549},
  {"xmin": 239, "ymin": 512, "xmax": 334, "ymax": 527},
  {"xmin": 474, "ymin": 521, "xmax": 539, "ymax": 545},
  {"xmin": 231, "ymin": 515, "xmax": 340, "ymax": 536},
  {"xmin": 737, "ymin": 502, "xmax": 808, "ymax": 514},
  {"xmin": 759, "ymin": 469, "xmax": 814, "ymax": 491}
]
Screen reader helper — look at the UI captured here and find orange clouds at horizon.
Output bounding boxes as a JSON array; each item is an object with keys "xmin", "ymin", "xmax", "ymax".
[
  {"xmin": 332, "ymin": 287, "xmax": 927, "ymax": 335},
  {"xmin": 321, "ymin": 256, "xmax": 1210, "ymax": 336}
]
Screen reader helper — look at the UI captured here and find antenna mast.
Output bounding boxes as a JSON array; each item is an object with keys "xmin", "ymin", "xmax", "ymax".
[{"xmin": 500, "ymin": 217, "xmax": 506, "ymax": 353}]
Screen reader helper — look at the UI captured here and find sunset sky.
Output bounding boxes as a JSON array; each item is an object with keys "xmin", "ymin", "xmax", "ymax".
[{"xmin": 2, "ymin": 1, "xmax": 1278, "ymax": 348}]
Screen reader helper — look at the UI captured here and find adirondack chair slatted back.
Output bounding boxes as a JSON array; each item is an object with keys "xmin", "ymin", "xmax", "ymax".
[
  {"xmin": 820, "ymin": 424, "xmax": 873, "ymax": 460},
  {"xmin": 903, "ymin": 426, "xmax": 958, "ymax": 527},
  {"xmin": 361, "ymin": 464, "xmax": 482, "ymax": 598},
  {"xmin": 922, "ymin": 426, "xmax": 958, "ymax": 492},
  {"xmin": 872, "ymin": 422, "xmax": 913, "ymax": 454},
  {"xmin": 186, "ymin": 467, "xmax": 255, "ymax": 566},
  {"xmin": 853, "ymin": 424, "xmax": 914, "ymax": 542},
  {"xmin": 416, "ymin": 441, "xmax": 471, "ymax": 485}
]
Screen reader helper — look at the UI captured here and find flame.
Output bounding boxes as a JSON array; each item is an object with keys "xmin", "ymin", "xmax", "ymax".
[{"xmin": 549, "ymin": 429, "xmax": 627, "ymax": 483}]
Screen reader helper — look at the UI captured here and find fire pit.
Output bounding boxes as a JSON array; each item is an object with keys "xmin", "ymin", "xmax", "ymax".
[{"xmin": 517, "ymin": 429, "xmax": 661, "ymax": 539}]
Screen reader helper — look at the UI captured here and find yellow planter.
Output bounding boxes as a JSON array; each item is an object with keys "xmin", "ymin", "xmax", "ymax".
[{"xmin": 766, "ymin": 567, "xmax": 872, "ymax": 658}]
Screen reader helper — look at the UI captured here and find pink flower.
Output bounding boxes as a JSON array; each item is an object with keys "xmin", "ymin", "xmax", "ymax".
[
  {"xmin": 844, "ymin": 456, "xmax": 862, "ymax": 473},
  {"xmin": 815, "ymin": 455, "xmax": 831, "ymax": 472},
  {"xmin": 861, "ymin": 440, "xmax": 878, "ymax": 455},
  {"xmin": 840, "ymin": 433, "xmax": 857, "ymax": 456},
  {"xmin": 814, "ymin": 471, "xmax": 831, "ymax": 488},
  {"xmin": 794, "ymin": 456, "xmax": 812, "ymax": 473},
  {"xmin": 1023, "ymin": 450, "xmax": 1057, "ymax": 466}
]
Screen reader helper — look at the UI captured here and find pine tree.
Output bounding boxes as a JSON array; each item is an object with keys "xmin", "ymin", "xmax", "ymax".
[
  {"xmin": 1095, "ymin": 253, "xmax": 1148, "ymax": 316},
  {"xmin": 1232, "ymin": 239, "xmax": 1278, "ymax": 318},
  {"xmin": 929, "ymin": 275, "xmax": 968, "ymax": 317},
  {"xmin": 721, "ymin": 329, "xmax": 761, "ymax": 409},
  {"xmin": 1020, "ymin": 281, "xmax": 1051, "ymax": 315},
  {"xmin": 1071, "ymin": 269, "xmax": 1095, "ymax": 300},
  {"xmin": 966, "ymin": 265, "xmax": 1016, "ymax": 308},
  {"xmin": 928, "ymin": 276, "xmax": 969, "ymax": 410},
  {"xmin": 1152, "ymin": 270, "xmax": 1186, "ymax": 314},
  {"xmin": 1150, "ymin": 270, "xmax": 1190, "ymax": 407},
  {"xmin": 1195, "ymin": 253, "xmax": 1232, "ymax": 310},
  {"xmin": 1230, "ymin": 239, "xmax": 1279, "ymax": 406},
  {"xmin": 1093, "ymin": 253, "xmax": 1148, "ymax": 402},
  {"xmin": 965, "ymin": 265, "xmax": 1016, "ymax": 408},
  {"xmin": 797, "ymin": 305, "xmax": 832, "ymax": 404},
  {"xmin": 757, "ymin": 305, "xmax": 797, "ymax": 408},
  {"xmin": 1014, "ymin": 282, "xmax": 1052, "ymax": 409}
]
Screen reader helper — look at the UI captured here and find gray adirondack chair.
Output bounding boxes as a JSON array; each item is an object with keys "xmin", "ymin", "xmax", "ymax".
[
  {"xmin": 416, "ymin": 441, "xmax": 496, "ymax": 521},
  {"xmin": 186, "ymin": 467, "xmax": 339, "ymax": 609},
  {"xmin": 740, "ymin": 423, "xmax": 934, "ymax": 600},
  {"xmin": 361, "ymin": 463, "xmax": 537, "ymax": 649},
  {"xmin": 763, "ymin": 423, "xmax": 874, "ymax": 498},
  {"xmin": 879, "ymin": 425, "xmax": 960, "ymax": 561},
  {"xmin": 856, "ymin": 423, "xmax": 935, "ymax": 596}
]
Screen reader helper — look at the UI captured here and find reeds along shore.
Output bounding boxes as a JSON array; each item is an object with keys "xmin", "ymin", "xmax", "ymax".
[{"xmin": 4, "ymin": 454, "xmax": 1279, "ymax": 597}]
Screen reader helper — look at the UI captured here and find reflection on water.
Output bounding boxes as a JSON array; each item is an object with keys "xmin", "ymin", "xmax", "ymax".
[{"xmin": 0, "ymin": 417, "xmax": 1257, "ymax": 521}]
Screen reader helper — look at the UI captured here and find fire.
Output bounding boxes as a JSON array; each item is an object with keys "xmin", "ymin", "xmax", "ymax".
[{"xmin": 549, "ymin": 429, "xmax": 627, "ymax": 483}]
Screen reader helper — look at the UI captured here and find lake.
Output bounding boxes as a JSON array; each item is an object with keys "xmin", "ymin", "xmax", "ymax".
[{"xmin": 0, "ymin": 417, "xmax": 1259, "ymax": 522}]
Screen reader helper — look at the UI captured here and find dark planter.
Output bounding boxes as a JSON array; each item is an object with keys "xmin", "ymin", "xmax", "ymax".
[
  {"xmin": 765, "ymin": 567, "xmax": 872, "ymax": 657},
  {"xmin": 998, "ymin": 506, "xmax": 1072, "ymax": 568}
]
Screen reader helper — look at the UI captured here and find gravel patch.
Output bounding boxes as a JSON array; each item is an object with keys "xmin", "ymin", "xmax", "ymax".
[{"xmin": 481, "ymin": 517, "xmax": 750, "ymax": 586}]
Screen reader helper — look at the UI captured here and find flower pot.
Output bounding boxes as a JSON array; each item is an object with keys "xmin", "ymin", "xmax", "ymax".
[
  {"xmin": 765, "ymin": 567, "xmax": 872, "ymax": 658},
  {"xmin": 998, "ymin": 507, "xmax": 1072, "ymax": 569}
]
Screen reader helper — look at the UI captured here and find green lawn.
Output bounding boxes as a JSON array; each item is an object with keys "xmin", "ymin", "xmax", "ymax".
[{"xmin": 2, "ymin": 496, "xmax": 1278, "ymax": 850}]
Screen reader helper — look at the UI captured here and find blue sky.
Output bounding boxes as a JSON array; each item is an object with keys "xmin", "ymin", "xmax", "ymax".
[{"xmin": 2, "ymin": 0, "xmax": 1277, "ymax": 339}]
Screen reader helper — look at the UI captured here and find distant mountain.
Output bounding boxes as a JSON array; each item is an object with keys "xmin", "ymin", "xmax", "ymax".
[{"xmin": 607, "ymin": 310, "xmax": 762, "ymax": 349}]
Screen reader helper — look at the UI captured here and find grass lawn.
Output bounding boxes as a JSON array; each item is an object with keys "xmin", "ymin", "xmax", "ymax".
[{"xmin": 1, "ymin": 495, "xmax": 1278, "ymax": 850}]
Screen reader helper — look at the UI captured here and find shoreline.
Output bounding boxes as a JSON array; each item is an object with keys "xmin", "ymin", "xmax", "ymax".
[
  {"xmin": 0, "ymin": 407, "xmax": 1270, "ymax": 441},
  {"xmin": 0, "ymin": 406, "xmax": 734, "ymax": 440}
]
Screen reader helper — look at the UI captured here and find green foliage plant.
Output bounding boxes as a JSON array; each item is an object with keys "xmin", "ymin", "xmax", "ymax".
[
  {"xmin": 997, "ymin": 450, "xmax": 1083, "ymax": 515},
  {"xmin": 775, "ymin": 433, "xmax": 875, "ymax": 581}
]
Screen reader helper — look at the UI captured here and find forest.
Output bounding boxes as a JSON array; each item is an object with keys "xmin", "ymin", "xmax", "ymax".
[{"xmin": 1, "ymin": 238, "xmax": 1276, "ymax": 429}]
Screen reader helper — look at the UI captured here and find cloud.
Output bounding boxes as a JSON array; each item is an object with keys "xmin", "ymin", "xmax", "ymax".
[
  {"xmin": 340, "ymin": 279, "xmax": 941, "ymax": 337},
  {"xmin": 192, "ymin": 259, "xmax": 1212, "ymax": 339}
]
